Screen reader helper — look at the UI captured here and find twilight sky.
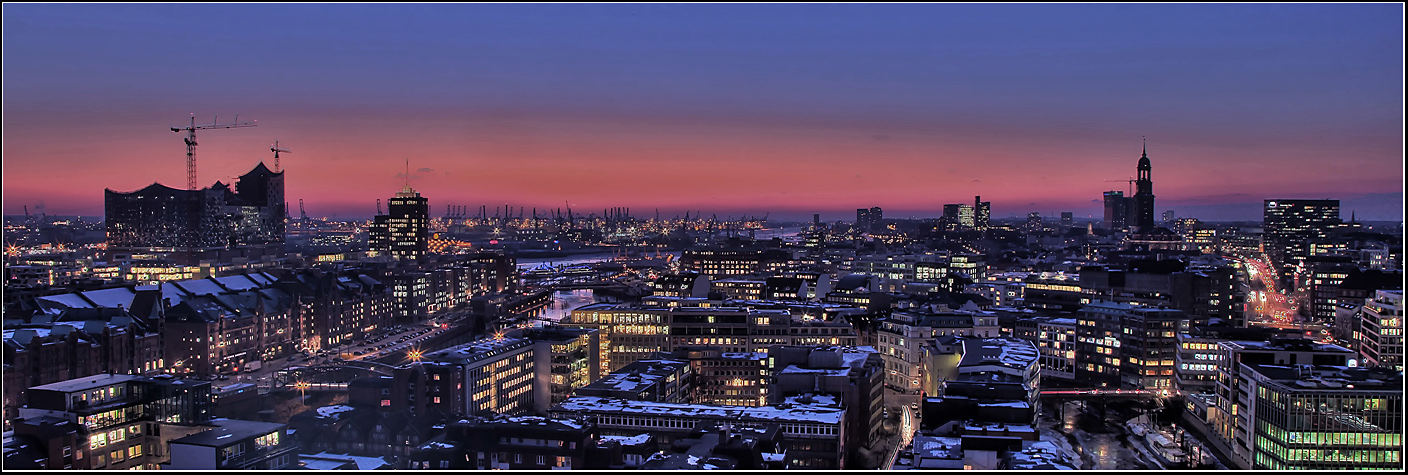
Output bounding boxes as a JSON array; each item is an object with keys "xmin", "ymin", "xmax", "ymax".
[{"xmin": 3, "ymin": 4, "xmax": 1403, "ymax": 222}]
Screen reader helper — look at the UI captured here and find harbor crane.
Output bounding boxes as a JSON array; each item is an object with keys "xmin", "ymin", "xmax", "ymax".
[
  {"xmin": 271, "ymin": 140, "xmax": 291, "ymax": 172},
  {"xmin": 171, "ymin": 114, "xmax": 257, "ymax": 190}
]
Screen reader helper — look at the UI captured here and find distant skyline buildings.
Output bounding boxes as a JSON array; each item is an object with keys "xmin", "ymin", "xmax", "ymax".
[{"xmin": 2, "ymin": 4, "xmax": 1402, "ymax": 223}]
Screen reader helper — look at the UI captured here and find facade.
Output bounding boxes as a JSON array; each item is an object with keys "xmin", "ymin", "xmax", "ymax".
[
  {"xmin": 2, "ymin": 310, "xmax": 163, "ymax": 430},
  {"xmin": 856, "ymin": 207, "xmax": 883, "ymax": 231},
  {"xmin": 105, "ymin": 162, "xmax": 285, "ymax": 265},
  {"xmin": 1359, "ymin": 290, "xmax": 1403, "ymax": 371},
  {"xmin": 767, "ymin": 345, "xmax": 886, "ymax": 464},
  {"xmin": 679, "ymin": 249, "xmax": 794, "ymax": 278},
  {"xmin": 1263, "ymin": 199, "xmax": 1340, "ymax": 285},
  {"xmin": 372, "ymin": 185, "xmax": 430, "ymax": 263},
  {"xmin": 1103, "ymin": 191, "xmax": 1128, "ymax": 231},
  {"xmin": 574, "ymin": 358, "xmax": 693, "ymax": 403},
  {"xmin": 550, "ymin": 395, "xmax": 848, "ymax": 469},
  {"xmin": 563, "ymin": 303, "xmax": 861, "ymax": 375},
  {"xmin": 1075, "ymin": 301, "xmax": 1185, "ymax": 392},
  {"xmin": 12, "ymin": 374, "xmax": 213, "ymax": 470},
  {"xmin": 878, "ymin": 311, "xmax": 1001, "ymax": 393},
  {"xmin": 1208, "ymin": 338, "xmax": 1355, "ymax": 465},
  {"xmin": 166, "ymin": 419, "xmax": 297, "ymax": 470},
  {"xmin": 407, "ymin": 415, "xmax": 598, "ymax": 470},
  {"xmin": 974, "ymin": 196, "xmax": 991, "ymax": 230},
  {"xmin": 1236, "ymin": 364, "xmax": 1401, "ymax": 470},
  {"xmin": 1018, "ymin": 317, "xmax": 1077, "ymax": 381},
  {"xmin": 394, "ymin": 327, "xmax": 600, "ymax": 417},
  {"xmin": 1080, "ymin": 259, "xmax": 1244, "ymax": 327}
]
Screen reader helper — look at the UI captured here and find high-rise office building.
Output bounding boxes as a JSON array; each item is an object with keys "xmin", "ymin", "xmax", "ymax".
[
  {"xmin": 1263, "ymin": 199, "xmax": 1340, "ymax": 284},
  {"xmin": 1131, "ymin": 144, "xmax": 1156, "ymax": 232},
  {"xmin": 372, "ymin": 185, "xmax": 430, "ymax": 262},
  {"xmin": 1103, "ymin": 191, "xmax": 1127, "ymax": 231},
  {"xmin": 974, "ymin": 195, "xmax": 990, "ymax": 230},
  {"xmin": 1026, "ymin": 212, "xmax": 1042, "ymax": 233},
  {"xmin": 105, "ymin": 162, "xmax": 285, "ymax": 265},
  {"xmin": 856, "ymin": 207, "xmax": 882, "ymax": 231},
  {"xmin": 1059, "ymin": 211, "xmax": 1074, "ymax": 229}
]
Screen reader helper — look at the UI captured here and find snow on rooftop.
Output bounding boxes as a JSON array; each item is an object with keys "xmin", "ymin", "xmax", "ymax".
[
  {"xmin": 79, "ymin": 287, "xmax": 137, "ymax": 309},
  {"xmin": 555, "ymin": 396, "xmax": 844, "ymax": 425},
  {"xmin": 176, "ymin": 278, "xmax": 226, "ymax": 296},
  {"xmin": 601, "ymin": 434, "xmax": 653, "ymax": 446},
  {"xmin": 213, "ymin": 275, "xmax": 261, "ymax": 291},
  {"xmin": 315, "ymin": 405, "xmax": 355, "ymax": 419},
  {"xmin": 37, "ymin": 293, "xmax": 93, "ymax": 309},
  {"xmin": 778, "ymin": 365, "xmax": 850, "ymax": 377},
  {"xmin": 306, "ymin": 451, "xmax": 390, "ymax": 470}
]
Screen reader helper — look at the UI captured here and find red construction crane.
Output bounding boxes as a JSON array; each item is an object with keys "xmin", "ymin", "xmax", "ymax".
[{"xmin": 171, "ymin": 114, "xmax": 257, "ymax": 190}]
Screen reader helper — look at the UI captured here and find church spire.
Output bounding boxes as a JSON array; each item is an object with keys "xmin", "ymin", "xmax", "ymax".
[{"xmin": 1142, "ymin": 136, "xmax": 1147, "ymax": 158}]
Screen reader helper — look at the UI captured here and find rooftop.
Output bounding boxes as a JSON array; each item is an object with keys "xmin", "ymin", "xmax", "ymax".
[
  {"xmin": 169, "ymin": 419, "xmax": 285, "ymax": 448},
  {"xmin": 958, "ymin": 338, "xmax": 1040, "ymax": 370},
  {"xmin": 30, "ymin": 374, "xmax": 140, "ymax": 393},
  {"xmin": 553, "ymin": 396, "xmax": 845, "ymax": 425}
]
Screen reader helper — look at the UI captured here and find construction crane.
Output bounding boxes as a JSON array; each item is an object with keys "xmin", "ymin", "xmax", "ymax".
[
  {"xmin": 299, "ymin": 199, "xmax": 309, "ymax": 223},
  {"xmin": 171, "ymin": 114, "xmax": 257, "ymax": 190},
  {"xmin": 1103, "ymin": 177, "xmax": 1136, "ymax": 195},
  {"xmin": 270, "ymin": 140, "xmax": 291, "ymax": 172}
]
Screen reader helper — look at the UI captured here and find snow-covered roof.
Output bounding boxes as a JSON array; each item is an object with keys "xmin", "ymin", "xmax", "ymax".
[
  {"xmin": 600, "ymin": 434, "xmax": 653, "ymax": 446},
  {"xmin": 553, "ymin": 396, "xmax": 844, "ymax": 425},
  {"xmin": 314, "ymin": 405, "xmax": 355, "ymax": 420},
  {"xmin": 79, "ymin": 287, "xmax": 137, "ymax": 309},
  {"xmin": 175, "ymin": 278, "xmax": 226, "ymax": 296},
  {"xmin": 959, "ymin": 338, "xmax": 1039, "ymax": 370},
  {"xmin": 36, "ymin": 293, "xmax": 93, "ymax": 309},
  {"xmin": 305, "ymin": 452, "xmax": 391, "ymax": 470},
  {"xmin": 213, "ymin": 274, "xmax": 262, "ymax": 291}
]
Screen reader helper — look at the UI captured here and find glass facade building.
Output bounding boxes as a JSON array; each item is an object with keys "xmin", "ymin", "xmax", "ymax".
[{"xmin": 1244, "ymin": 364, "xmax": 1402, "ymax": 470}]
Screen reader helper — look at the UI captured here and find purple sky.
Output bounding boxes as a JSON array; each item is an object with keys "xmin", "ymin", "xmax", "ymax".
[{"xmin": 3, "ymin": 4, "xmax": 1403, "ymax": 222}]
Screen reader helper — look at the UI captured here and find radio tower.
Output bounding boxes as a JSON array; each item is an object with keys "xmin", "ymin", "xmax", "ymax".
[{"xmin": 171, "ymin": 114, "xmax": 257, "ymax": 190}]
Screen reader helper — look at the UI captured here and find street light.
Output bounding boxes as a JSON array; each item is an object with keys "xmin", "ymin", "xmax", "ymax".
[{"xmin": 295, "ymin": 380, "xmax": 310, "ymax": 407}]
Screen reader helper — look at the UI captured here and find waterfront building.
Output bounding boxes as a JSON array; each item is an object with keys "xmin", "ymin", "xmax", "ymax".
[
  {"xmin": 371, "ymin": 185, "xmax": 430, "ymax": 263},
  {"xmin": 104, "ymin": 163, "xmax": 286, "ymax": 266}
]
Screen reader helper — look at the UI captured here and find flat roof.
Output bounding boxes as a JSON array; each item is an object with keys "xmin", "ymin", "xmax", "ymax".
[
  {"xmin": 552, "ymin": 396, "xmax": 844, "ymax": 425},
  {"xmin": 170, "ymin": 419, "xmax": 284, "ymax": 448},
  {"xmin": 30, "ymin": 374, "xmax": 140, "ymax": 393}
]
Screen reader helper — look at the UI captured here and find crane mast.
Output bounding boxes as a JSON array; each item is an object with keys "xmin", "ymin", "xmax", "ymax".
[
  {"xmin": 271, "ymin": 140, "xmax": 291, "ymax": 172},
  {"xmin": 171, "ymin": 114, "xmax": 257, "ymax": 190}
]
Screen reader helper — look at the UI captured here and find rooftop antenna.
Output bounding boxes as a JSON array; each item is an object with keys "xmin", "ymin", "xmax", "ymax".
[
  {"xmin": 404, "ymin": 159, "xmax": 410, "ymax": 188},
  {"xmin": 270, "ymin": 140, "xmax": 291, "ymax": 172}
]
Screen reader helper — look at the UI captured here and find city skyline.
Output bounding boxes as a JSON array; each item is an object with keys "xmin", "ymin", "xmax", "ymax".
[{"xmin": 3, "ymin": 3, "xmax": 1403, "ymax": 222}]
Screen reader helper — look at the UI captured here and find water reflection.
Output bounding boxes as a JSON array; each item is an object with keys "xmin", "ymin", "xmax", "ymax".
[{"xmin": 531, "ymin": 289, "xmax": 598, "ymax": 324}]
